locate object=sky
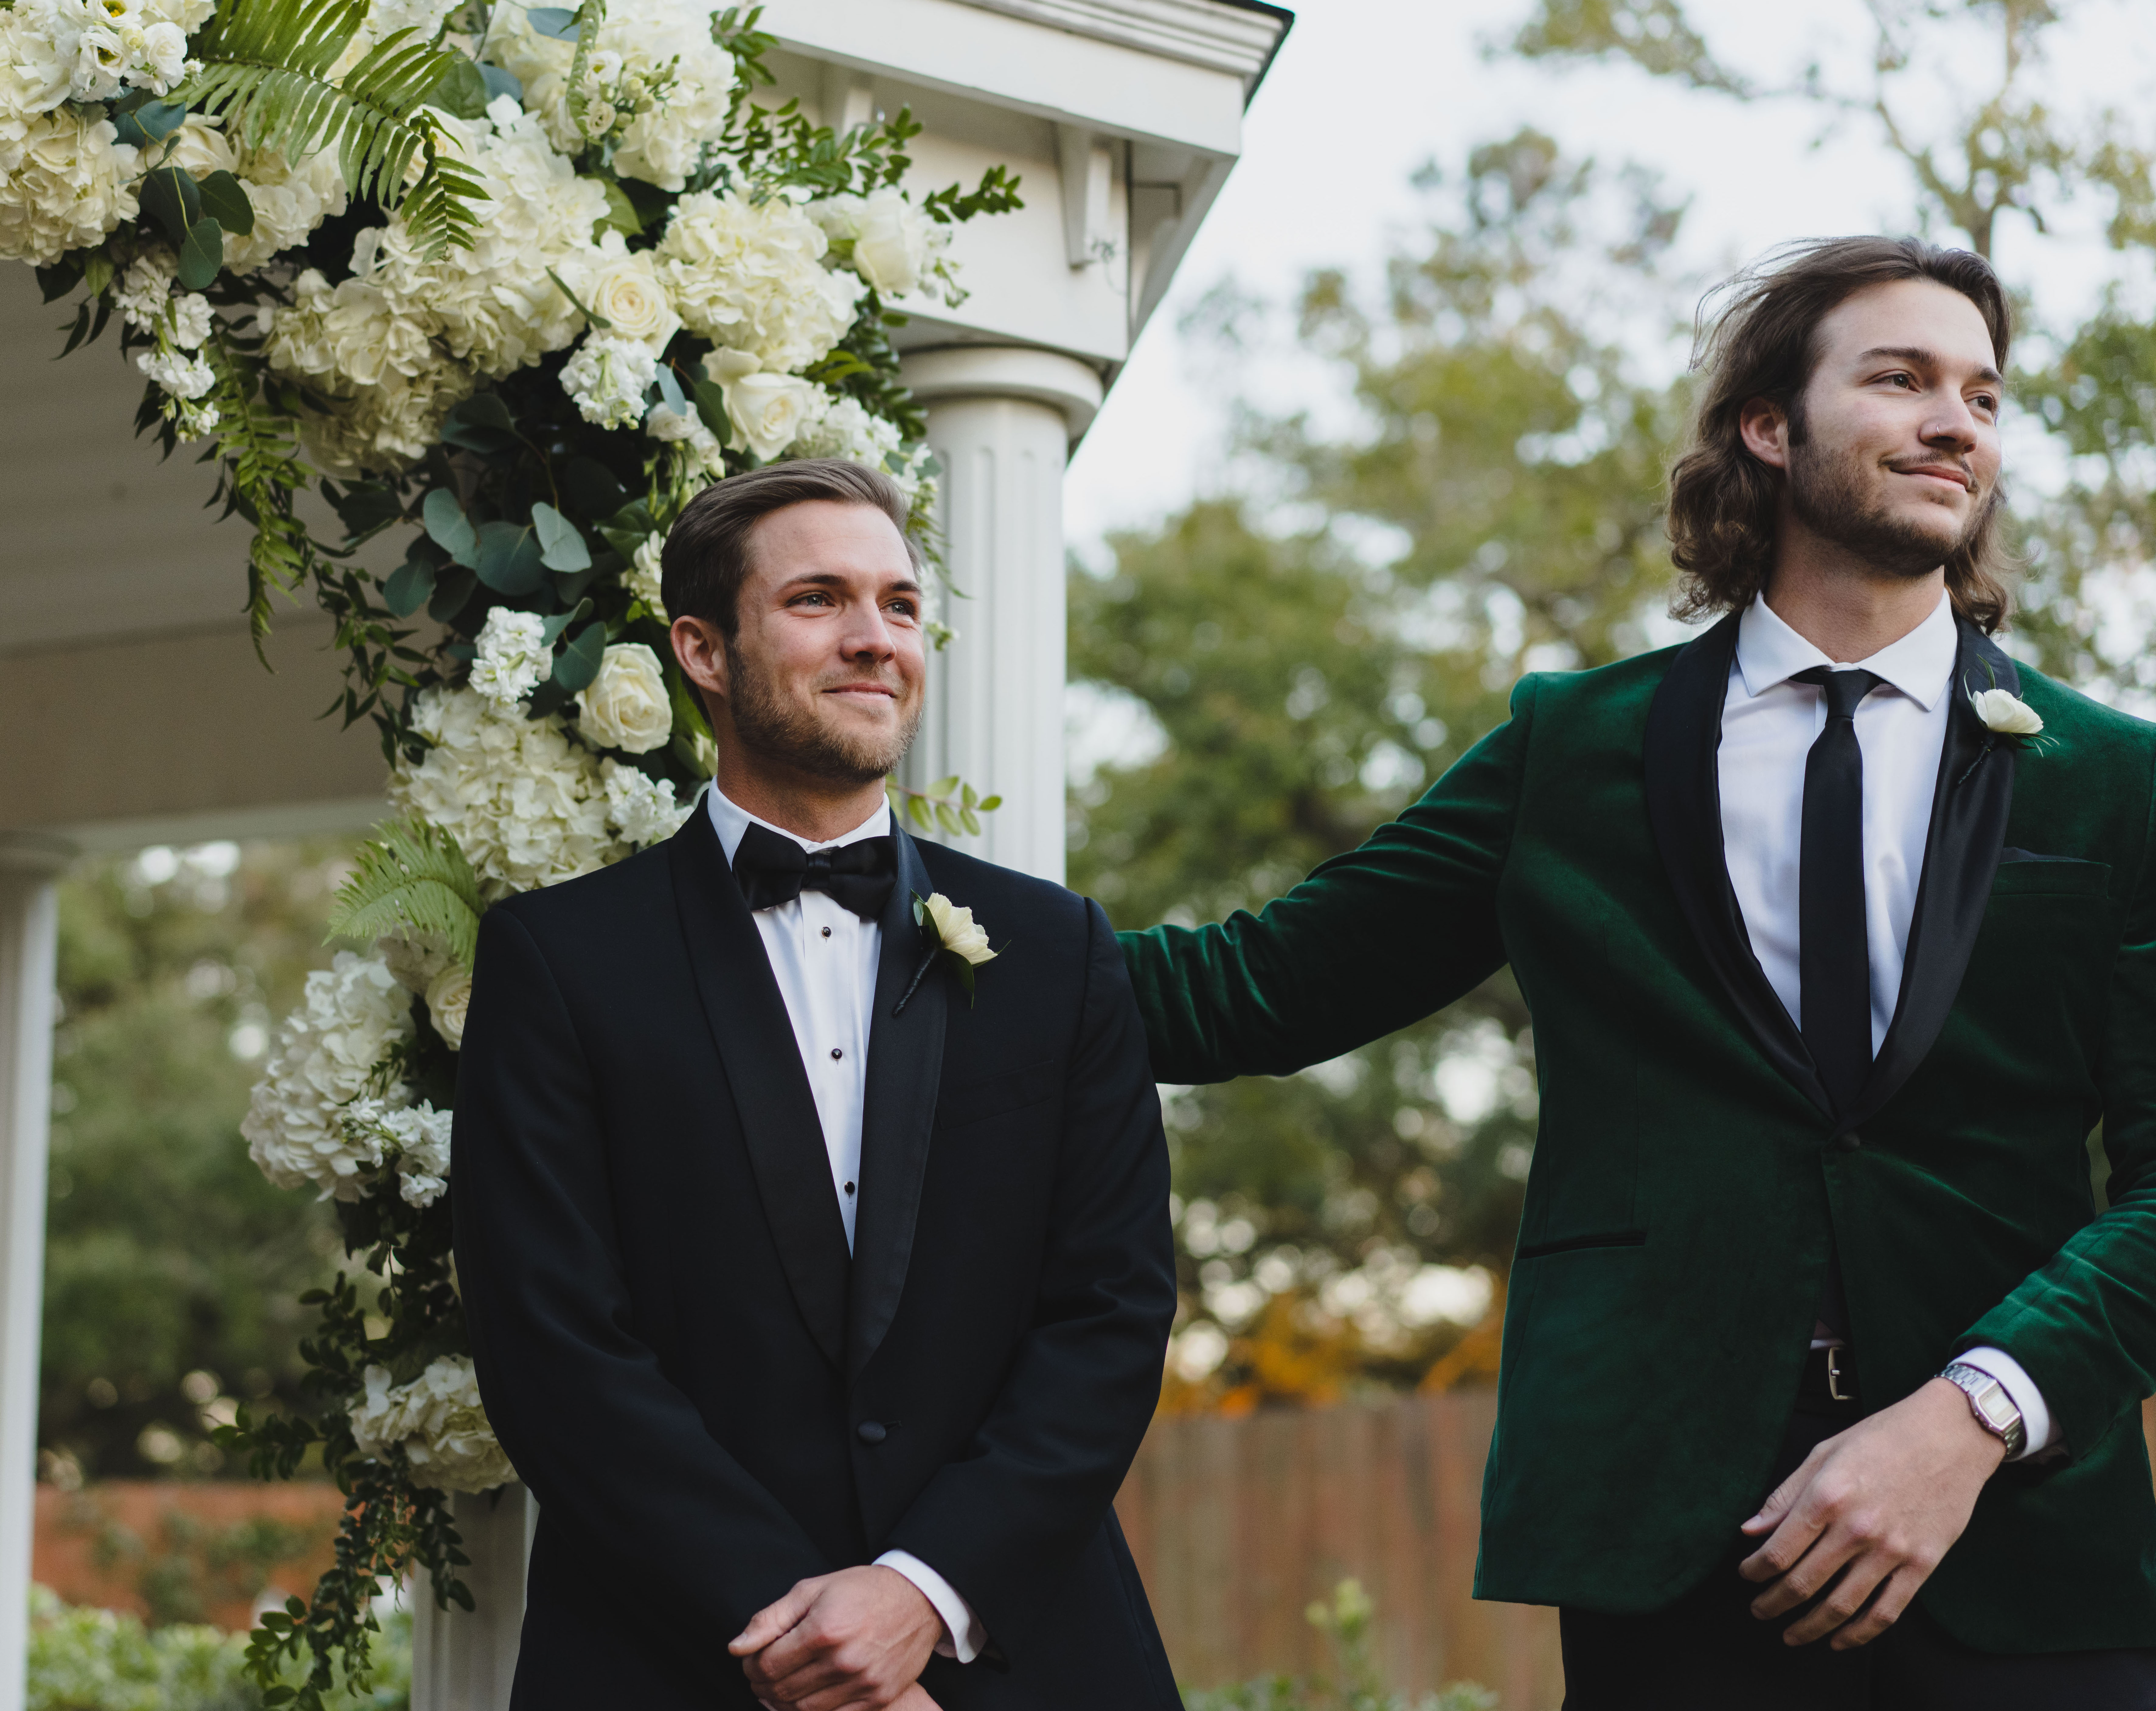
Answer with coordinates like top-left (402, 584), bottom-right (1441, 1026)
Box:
top-left (1063, 0), bottom-right (2156, 557)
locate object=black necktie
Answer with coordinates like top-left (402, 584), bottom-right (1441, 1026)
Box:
top-left (1791, 666), bottom-right (1886, 1114)
top-left (1792, 666), bottom-right (1883, 1343)
top-left (731, 822), bottom-right (896, 920)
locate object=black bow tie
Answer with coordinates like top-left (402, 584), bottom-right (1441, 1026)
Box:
top-left (732, 821), bottom-right (896, 920)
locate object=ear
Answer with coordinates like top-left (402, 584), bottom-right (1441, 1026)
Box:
top-left (671, 615), bottom-right (730, 703)
top-left (1738, 396), bottom-right (1791, 471)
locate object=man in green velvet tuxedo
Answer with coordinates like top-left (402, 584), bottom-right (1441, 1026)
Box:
top-left (1119, 237), bottom-right (2156, 1707)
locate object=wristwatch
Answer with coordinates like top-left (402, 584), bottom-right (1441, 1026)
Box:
top-left (1939, 1361), bottom-right (2027, 1460)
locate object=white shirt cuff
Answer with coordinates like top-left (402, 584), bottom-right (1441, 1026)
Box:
top-left (1955, 1345), bottom-right (2057, 1460)
top-left (875, 1550), bottom-right (986, 1664)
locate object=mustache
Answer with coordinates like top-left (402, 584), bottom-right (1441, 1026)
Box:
top-left (1887, 457), bottom-right (1976, 491)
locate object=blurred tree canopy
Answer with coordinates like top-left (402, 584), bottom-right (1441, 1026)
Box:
top-left (41, 843), bottom-right (353, 1481)
top-left (1078, 1), bottom-right (2156, 1408)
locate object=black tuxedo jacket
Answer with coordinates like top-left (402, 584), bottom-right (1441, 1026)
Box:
top-left (452, 809), bottom-right (1180, 1708)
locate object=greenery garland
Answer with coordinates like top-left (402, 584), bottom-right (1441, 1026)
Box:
top-left (5, 0), bottom-right (1017, 1702)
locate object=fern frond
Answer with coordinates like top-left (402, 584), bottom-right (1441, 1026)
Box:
top-left (177, 0), bottom-right (481, 254)
top-left (329, 820), bottom-right (484, 968)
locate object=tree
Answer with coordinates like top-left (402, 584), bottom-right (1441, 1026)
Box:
top-left (1071, 134), bottom-right (1693, 1405)
top-left (41, 841), bottom-right (355, 1482)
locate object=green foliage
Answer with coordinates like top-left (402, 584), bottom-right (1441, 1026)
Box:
top-left (178, 0), bottom-right (484, 256)
top-left (1180, 1580), bottom-right (1495, 1711)
top-left (64, 1504), bottom-right (325, 1631)
top-left (41, 842), bottom-right (353, 1482)
top-left (326, 824), bottom-right (483, 971)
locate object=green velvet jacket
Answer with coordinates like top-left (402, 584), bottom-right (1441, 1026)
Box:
top-left (1119, 609), bottom-right (2156, 1651)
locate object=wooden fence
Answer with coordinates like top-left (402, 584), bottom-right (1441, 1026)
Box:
top-left (1115, 1390), bottom-right (1564, 1709)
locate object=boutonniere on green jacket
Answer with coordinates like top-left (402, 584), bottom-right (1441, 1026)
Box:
top-left (895, 892), bottom-right (1000, 1013)
top-left (1967, 679), bottom-right (2048, 751)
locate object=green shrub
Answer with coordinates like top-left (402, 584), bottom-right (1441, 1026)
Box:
top-left (1180, 1579), bottom-right (1498, 1711)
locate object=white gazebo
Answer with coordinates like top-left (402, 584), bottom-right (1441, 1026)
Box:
top-left (0, 2), bottom-right (1288, 1703)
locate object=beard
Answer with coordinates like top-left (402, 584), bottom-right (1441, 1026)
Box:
top-left (723, 638), bottom-right (922, 787)
top-left (1785, 422), bottom-right (1993, 581)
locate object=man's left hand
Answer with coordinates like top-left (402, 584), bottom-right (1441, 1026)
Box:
top-left (1738, 1376), bottom-right (2008, 1649)
top-left (730, 1565), bottom-right (945, 1711)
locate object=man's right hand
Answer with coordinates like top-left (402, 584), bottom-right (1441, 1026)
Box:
top-left (732, 1565), bottom-right (944, 1711)
top-left (755, 1690), bottom-right (940, 1711)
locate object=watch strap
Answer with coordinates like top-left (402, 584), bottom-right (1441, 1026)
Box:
top-left (1940, 1361), bottom-right (2027, 1460)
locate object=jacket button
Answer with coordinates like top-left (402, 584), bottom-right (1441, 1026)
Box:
top-left (857, 1421), bottom-right (887, 1445)
top-left (1833, 1131), bottom-right (1863, 1153)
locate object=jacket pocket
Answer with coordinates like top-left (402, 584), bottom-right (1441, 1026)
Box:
top-left (1516, 1228), bottom-right (1648, 1262)
top-left (1991, 855), bottom-right (2110, 899)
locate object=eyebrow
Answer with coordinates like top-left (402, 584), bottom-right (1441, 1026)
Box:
top-left (1856, 344), bottom-right (2005, 388)
top-left (779, 571), bottom-right (924, 596)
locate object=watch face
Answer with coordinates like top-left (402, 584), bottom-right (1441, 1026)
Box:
top-left (1976, 1384), bottom-right (2018, 1430)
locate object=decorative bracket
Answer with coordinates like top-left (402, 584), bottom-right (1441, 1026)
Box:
top-left (1056, 124), bottom-right (1116, 269)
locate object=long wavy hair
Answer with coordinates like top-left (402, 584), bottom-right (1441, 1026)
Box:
top-left (1666, 236), bottom-right (2016, 633)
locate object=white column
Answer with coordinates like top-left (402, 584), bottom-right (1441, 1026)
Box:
top-left (409, 1485), bottom-right (536, 1711)
top-left (0, 837), bottom-right (69, 1711)
top-left (901, 347), bottom-right (1104, 887)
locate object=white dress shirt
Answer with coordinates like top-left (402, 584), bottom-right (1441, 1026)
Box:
top-left (706, 786), bottom-right (989, 1659)
top-left (1717, 595), bottom-right (2055, 1458)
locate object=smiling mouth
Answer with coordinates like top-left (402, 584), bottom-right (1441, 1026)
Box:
top-left (1892, 463), bottom-right (1974, 492)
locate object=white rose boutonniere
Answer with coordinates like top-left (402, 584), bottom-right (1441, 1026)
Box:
top-left (1967, 672), bottom-right (2048, 752)
top-left (896, 891), bottom-right (999, 1011)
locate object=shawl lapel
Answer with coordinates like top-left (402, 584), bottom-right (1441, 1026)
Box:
top-left (1844, 620), bottom-right (2018, 1128)
top-left (1643, 610), bottom-right (1834, 1118)
top-left (846, 828), bottom-right (948, 1379)
top-left (667, 810), bottom-right (851, 1368)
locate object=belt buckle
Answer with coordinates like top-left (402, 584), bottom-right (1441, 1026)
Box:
top-left (1825, 1346), bottom-right (1852, 1404)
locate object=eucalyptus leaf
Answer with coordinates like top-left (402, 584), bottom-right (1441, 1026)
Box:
top-left (561, 456), bottom-right (627, 518)
top-left (541, 598), bottom-right (594, 646)
top-left (691, 378), bottom-right (732, 441)
top-left (526, 6), bottom-right (579, 37)
top-left (653, 362), bottom-right (687, 415)
top-left (552, 620), bottom-right (608, 691)
top-left (384, 556), bottom-right (437, 617)
top-left (440, 391), bottom-right (519, 453)
top-left (198, 170), bottom-right (256, 235)
top-left (112, 93), bottom-right (187, 149)
top-left (595, 176), bottom-right (641, 236)
top-left (140, 166), bottom-right (202, 245)
top-left (474, 520), bottom-right (548, 594)
top-left (479, 61), bottom-right (525, 103)
top-left (176, 217), bottom-right (224, 290)
top-left (531, 500), bottom-right (591, 571)
top-left (428, 568), bottom-right (477, 624)
top-left (422, 489), bottom-right (478, 567)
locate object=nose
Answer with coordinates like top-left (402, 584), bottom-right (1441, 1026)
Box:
top-left (1922, 395), bottom-right (1981, 456)
top-left (838, 600), bottom-right (899, 664)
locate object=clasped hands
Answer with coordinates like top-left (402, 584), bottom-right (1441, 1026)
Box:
top-left (730, 1565), bottom-right (945, 1711)
top-left (1737, 1376), bottom-right (2009, 1649)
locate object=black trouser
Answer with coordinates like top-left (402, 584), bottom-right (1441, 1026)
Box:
top-left (1560, 1401), bottom-right (2156, 1709)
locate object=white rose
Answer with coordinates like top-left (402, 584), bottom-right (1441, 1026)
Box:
top-left (923, 892), bottom-right (995, 965)
top-left (575, 232), bottom-right (680, 351)
top-left (165, 113), bottom-right (238, 178)
top-left (844, 187), bottom-right (940, 298)
top-left (577, 643), bottom-right (673, 753)
top-left (704, 349), bottom-right (821, 461)
top-left (1969, 687), bottom-right (2043, 737)
top-left (425, 965), bottom-right (473, 1049)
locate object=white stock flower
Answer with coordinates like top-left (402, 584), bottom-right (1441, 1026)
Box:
top-left (601, 758), bottom-right (690, 846)
top-left (390, 686), bottom-right (630, 898)
top-left (0, 105), bottom-right (140, 265)
top-left (566, 228), bottom-right (680, 351)
top-left (560, 333), bottom-right (657, 428)
top-left (113, 250), bottom-right (175, 328)
top-left (810, 187), bottom-right (948, 299)
top-left (242, 952), bottom-right (414, 1201)
top-left (1970, 686), bottom-right (2043, 737)
top-left (704, 349), bottom-right (821, 460)
top-left (137, 347), bottom-right (215, 399)
top-left (657, 189), bottom-right (864, 372)
top-left (923, 893), bottom-right (995, 965)
top-left (0, 0), bottom-right (207, 105)
top-left (342, 1095), bottom-right (454, 1204)
top-left (424, 965), bottom-right (472, 1051)
top-left (349, 1357), bottom-right (515, 1493)
top-left (168, 292), bottom-right (213, 348)
top-left (470, 607), bottom-right (551, 708)
top-left (787, 394), bottom-right (934, 504)
top-left (576, 642), bottom-right (672, 752)
top-left (626, 534), bottom-right (666, 616)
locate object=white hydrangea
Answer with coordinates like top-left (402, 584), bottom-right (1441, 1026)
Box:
top-left (264, 268), bottom-right (439, 391)
top-left (345, 1096), bottom-right (455, 1205)
top-left (296, 362), bottom-right (477, 475)
top-left (470, 607), bottom-right (551, 708)
top-left (626, 533), bottom-right (666, 616)
top-left (0, 103), bottom-right (140, 265)
top-left (222, 143), bottom-right (349, 271)
top-left (809, 188), bottom-right (950, 300)
top-left (487, 0), bottom-right (734, 190)
top-left (656, 189), bottom-right (863, 372)
top-left (601, 758), bottom-right (691, 846)
top-left (242, 952), bottom-right (414, 1202)
top-left (377, 927), bottom-right (456, 995)
top-left (560, 333), bottom-right (657, 428)
top-left (390, 686), bottom-right (630, 899)
top-left (349, 1357), bottom-right (515, 1494)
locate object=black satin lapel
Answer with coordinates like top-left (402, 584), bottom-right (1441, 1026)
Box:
top-left (1644, 611), bottom-right (1833, 1117)
top-left (846, 827), bottom-right (948, 1378)
top-left (667, 812), bottom-right (851, 1368)
top-left (1848, 623), bottom-right (2018, 1126)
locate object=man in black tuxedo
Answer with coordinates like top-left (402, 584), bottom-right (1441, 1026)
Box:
top-left (452, 459), bottom-right (1180, 1710)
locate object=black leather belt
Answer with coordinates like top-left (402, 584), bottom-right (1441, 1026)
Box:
top-left (1800, 1343), bottom-right (1859, 1406)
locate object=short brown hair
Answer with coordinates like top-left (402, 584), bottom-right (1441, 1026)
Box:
top-left (660, 458), bottom-right (922, 636)
top-left (1666, 236), bottom-right (2016, 633)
